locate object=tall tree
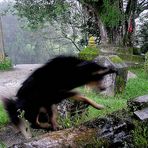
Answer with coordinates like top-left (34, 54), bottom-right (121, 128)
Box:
top-left (81, 0), bottom-right (148, 46)
top-left (13, 0), bottom-right (148, 47)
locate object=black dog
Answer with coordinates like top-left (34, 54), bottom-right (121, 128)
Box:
top-left (3, 55), bottom-right (116, 138)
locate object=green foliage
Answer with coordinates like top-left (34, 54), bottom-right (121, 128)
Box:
top-left (144, 52), bottom-right (148, 77)
top-left (118, 53), bottom-right (145, 63)
top-left (123, 68), bottom-right (148, 99)
top-left (79, 46), bottom-right (99, 61)
top-left (58, 112), bottom-right (87, 129)
top-left (109, 55), bottom-right (123, 63)
top-left (0, 58), bottom-right (12, 70)
top-left (132, 121), bottom-right (148, 147)
top-left (14, 0), bottom-right (70, 29)
top-left (0, 101), bottom-right (9, 128)
top-left (100, 0), bottom-right (123, 28)
top-left (0, 142), bottom-right (6, 148)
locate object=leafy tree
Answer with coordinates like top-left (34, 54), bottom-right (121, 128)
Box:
top-left (81, 0), bottom-right (148, 46)
top-left (10, 0), bottom-right (148, 47)
top-left (14, 0), bottom-right (86, 51)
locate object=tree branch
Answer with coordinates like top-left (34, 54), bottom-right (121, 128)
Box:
top-left (62, 31), bottom-right (81, 51)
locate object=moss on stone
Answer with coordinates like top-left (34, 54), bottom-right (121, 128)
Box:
top-left (118, 53), bottom-right (145, 63)
top-left (79, 46), bottom-right (99, 61)
top-left (109, 55), bottom-right (123, 63)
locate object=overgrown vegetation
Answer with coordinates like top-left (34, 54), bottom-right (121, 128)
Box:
top-left (132, 121), bottom-right (148, 147)
top-left (0, 58), bottom-right (12, 70)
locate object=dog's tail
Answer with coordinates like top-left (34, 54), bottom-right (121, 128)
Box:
top-left (2, 97), bottom-right (20, 126)
top-left (2, 97), bottom-right (32, 139)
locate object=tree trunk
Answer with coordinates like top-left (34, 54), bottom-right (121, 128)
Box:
top-left (123, 0), bottom-right (137, 47)
top-left (0, 16), bottom-right (5, 61)
top-left (97, 15), bottom-right (108, 45)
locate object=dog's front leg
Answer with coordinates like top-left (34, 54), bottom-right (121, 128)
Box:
top-left (50, 104), bottom-right (59, 131)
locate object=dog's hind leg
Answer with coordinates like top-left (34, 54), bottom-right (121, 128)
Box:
top-left (36, 107), bottom-right (50, 129)
top-left (70, 93), bottom-right (105, 110)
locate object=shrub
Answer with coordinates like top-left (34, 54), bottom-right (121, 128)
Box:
top-left (0, 58), bottom-right (12, 70)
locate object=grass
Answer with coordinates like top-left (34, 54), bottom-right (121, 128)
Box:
top-left (0, 101), bottom-right (9, 128)
top-left (132, 120), bottom-right (148, 147)
top-left (79, 67), bottom-right (148, 122)
top-left (0, 67), bottom-right (148, 128)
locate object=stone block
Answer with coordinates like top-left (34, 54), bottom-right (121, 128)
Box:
top-left (94, 55), bottom-right (128, 96)
top-left (127, 95), bottom-right (148, 112)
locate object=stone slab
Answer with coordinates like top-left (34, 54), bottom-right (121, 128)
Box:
top-left (134, 95), bottom-right (148, 103)
top-left (134, 108), bottom-right (148, 120)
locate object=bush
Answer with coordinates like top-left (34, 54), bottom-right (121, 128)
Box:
top-left (0, 58), bottom-right (12, 70)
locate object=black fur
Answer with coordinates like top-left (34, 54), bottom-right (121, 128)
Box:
top-left (3, 55), bottom-right (115, 129)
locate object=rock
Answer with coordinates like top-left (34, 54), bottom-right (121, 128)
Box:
top-left (134, 108), bottom-right (148, 120)
top-left (128, 95), bottom-right (148, 121)
top-left (128, 95), bottom-right (148, 112)
top-left (127, 71), bottom-right (137, 80)
top-left (58, 99), bottom-right (89, 120)
top-left (94, 55), bottom-right (128, 96)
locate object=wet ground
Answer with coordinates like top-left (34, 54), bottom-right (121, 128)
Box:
top-left (0, 64), bottom-right (41, 99)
